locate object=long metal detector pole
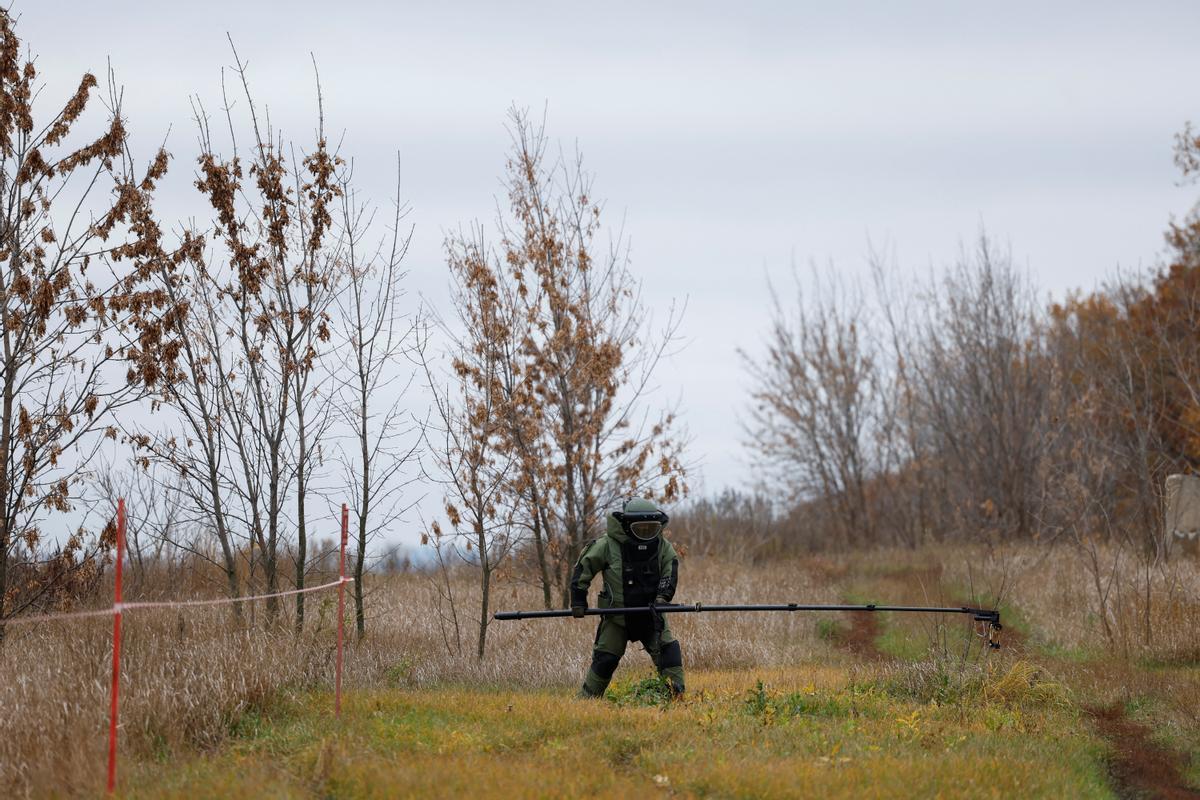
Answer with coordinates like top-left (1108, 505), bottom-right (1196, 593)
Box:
top-left (494, 602), bottom-right (1003, 647)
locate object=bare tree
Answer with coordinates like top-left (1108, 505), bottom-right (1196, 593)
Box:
top-left (743, 267), bottom-right (881, 548)
top-left (94, 462), bottom-right (188, 583)
top-left (742, 236), bottom-right (1052, 549)
top-left (423, 110), bottom-right (689, 653)
top-left (906, 236), bottom-right (1052, 542)
top-left (279, 68), bottom-right (343, 633)
top-left (335, 157), bottom-right (422, 638)
top-left (421, 520), bottom-right (463, 657)
top-left (1048, 275), bottom-right (1182, 648)
top-left (870, 245), bottom-right (932, 548)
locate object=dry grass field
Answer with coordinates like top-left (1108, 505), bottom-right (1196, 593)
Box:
top-left (3, 547), bottom-right (1198, 798)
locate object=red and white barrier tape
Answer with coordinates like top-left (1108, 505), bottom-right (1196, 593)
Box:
top-left (67, 499), bottom-right (357, 794)
top-left (0, 577), bottom-right (355, 627)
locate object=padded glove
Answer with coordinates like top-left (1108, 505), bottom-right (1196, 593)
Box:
top-left (649, 600), bottom-right (666, 636)
top-left (571, 604), bottom-right (586, 618)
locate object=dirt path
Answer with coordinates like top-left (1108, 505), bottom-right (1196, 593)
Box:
top-left (841, 609), bottom-right (885, 660)
top-left (837, 565), bottom-right (942, 661)
top-left (1088, 705), bottom-right (1199, 800)
top-left (836, 564), bottom-right (1020, 660)
top-left (846, 564), bottom-right (1193, 798)
top-left (995, 617), bottom-right (1027, 651)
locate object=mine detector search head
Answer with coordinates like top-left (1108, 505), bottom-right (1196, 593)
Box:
top-left (972, 608), bottom-right (1003, 650)
top-left (495, 601), bottom-right (1004, 649)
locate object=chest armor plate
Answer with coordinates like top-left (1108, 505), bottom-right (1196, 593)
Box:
top-left (620, 537), bottom-right (661, 608)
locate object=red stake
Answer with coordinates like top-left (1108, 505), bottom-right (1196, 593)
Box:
top-left (336, 503), bottom-right (348, 717)
top-left (106, 498), bottom-right (126, 795)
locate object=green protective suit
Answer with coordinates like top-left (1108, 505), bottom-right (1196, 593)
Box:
top-left (570, 507), bottom-right (685, 698)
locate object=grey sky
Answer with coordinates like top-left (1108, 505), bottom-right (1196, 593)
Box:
top-left (21, 1), bottom-right (1200, 519)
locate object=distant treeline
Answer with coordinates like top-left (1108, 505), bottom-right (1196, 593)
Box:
top-left (723, 178), bottom-right (1200, 559)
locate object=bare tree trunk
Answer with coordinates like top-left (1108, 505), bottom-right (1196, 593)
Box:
top-left (476, 515), bottom-right (491, 661)
top-left (355, 409), bottom-right (370, 636)
top-left (530, 503), bottom-right (553, 609)
top-left (294, 408), bottom-right (308, 633)
top-left (207, 457), bottom-right (243, 620)
top-left (333, 156), bottom-right (419, 639)
top-left (264, 421), bottom-right (285, 622)
top-left (0, 376), bottom-right (12, 645)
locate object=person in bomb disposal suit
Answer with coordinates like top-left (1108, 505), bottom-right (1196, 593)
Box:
top-left (570, 497), bottom-right (685, 698)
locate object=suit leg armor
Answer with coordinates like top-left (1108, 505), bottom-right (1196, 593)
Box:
top-left (579, 617), bottom-right (629, 698)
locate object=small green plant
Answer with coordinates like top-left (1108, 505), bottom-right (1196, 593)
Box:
top-left (1123, 695), bottom-right (1155, 716)
top-left (744, 680), bottom-right (773, 715)
top-left (607, 675), bottom-right (676, 707)
top-left (385, 657), bottom-right (416, 688)
top-left (148, 729), bottom-right (171, 764)
top-left (743, 680), bottom-right (780, 726)
top-left (228, 707), bottom-right (269, 739)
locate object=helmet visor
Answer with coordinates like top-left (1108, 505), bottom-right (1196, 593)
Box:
top-left (629, 520), bottom-right (662, 540)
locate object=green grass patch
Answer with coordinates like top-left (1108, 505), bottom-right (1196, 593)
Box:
top-left (873, 659), bottom-right (1071, 709)
top-left (816, 617), bottom-right (844, 642)
top-left (876, 621), bottom-right (931, 661)
top-left (1185, 752), bottom-right (1200, 792)
top-left (1136, 654), bottom-right (1200, 671)
top-left (1034, 640), bottom-right (1102, 662)
top-left (743, 679), bottom-right (892, 723)
top-left (124, 669), bottom-right (1114, 799)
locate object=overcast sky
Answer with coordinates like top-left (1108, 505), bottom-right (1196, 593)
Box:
top-left (19, 1), bottom-right (1200, 531)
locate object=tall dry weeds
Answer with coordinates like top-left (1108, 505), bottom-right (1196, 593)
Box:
top-left (3, 545), bottom-right (1197, 797)
top-left (0, 557), bottom-right (836, 797)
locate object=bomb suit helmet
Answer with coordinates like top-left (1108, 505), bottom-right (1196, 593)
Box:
top-left (611, 497), bottom-right (669, 541)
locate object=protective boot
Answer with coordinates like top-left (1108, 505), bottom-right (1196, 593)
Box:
top-left (654, 639), bottom-right (685, 696)
top-left (659, 666), bottom-right (685, 696)
top-left (577, 671), bottom-right (608, 699)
